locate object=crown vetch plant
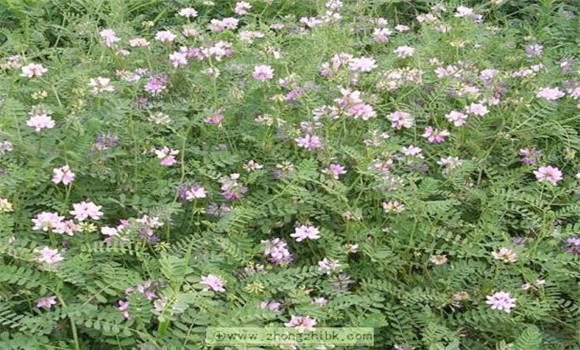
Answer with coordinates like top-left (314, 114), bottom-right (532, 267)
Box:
top-left (0, 1), bottom-right (579, 349)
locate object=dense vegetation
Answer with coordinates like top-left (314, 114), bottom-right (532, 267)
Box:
top-left (0, 0), bottom-right (580, 349)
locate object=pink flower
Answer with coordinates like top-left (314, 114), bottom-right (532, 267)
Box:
top-left (284, 315), bottom-right (316, 331)
top-left (401, 145), bottom-right (423, 157)
top-left (252, 65), bottom-right (274, 81)
top-left (335, 88), bottom-right (362, 107)
top-left (35, 246), bottom-right (64, 265)
top-left (382, 201), bottom-right (405, 213)
top-left (101, 226), bottom-right (119, 238)
top-left (437, 156), bottom-right (462, 173)
top-left (347, 103), bottom-right (376, 120)
top-left (169, 51), bottom-right (188, 67)
top-left (200, 274), bottom-right (226, 292)
top-left (466, 103), bottom-right (489, 117)
top-left (118, 300), bottom-right (130, 319)
top-left (88, 77), bottom-right (115, 95)
top-left (99, 29), bottom-right (120, 47)
top-left (533, 165), bottom-right (563, 185)
top-left (36, 295), bottom-right (57, 309)
top-left (52, 165), bottom-right (75, 185)
top-left (32, 212), bottom-right (65, 232)
top-left (262, 238), bottom-right (293, 265)
top-left (222, 17), bottom-right (239, 29)
top-left (491, 247), bottom-right (517, 263)
top-left (373, 28), bottom-right (391, 43)
top-left (59, 220), bottom-right (80, 236)
top-left (422, 126), bottom-right (450, 143)
top-left (185, 184), bottom-right (207, 200)
top-left (536, 87), bottom-right (565, 101)
top-left (395, 24), bottom-right (410, 32)
top-left (154, 147), bottom-right (179, 166)
top-left (234, 1), bottom-right (252, 15)
top-left (454, 6), bottom-right (474, 17)
top-left (129, 38), bottom-right (150, 47)
top-left (21, 63), bottom-right (47, 78)
top-left (520, 148), bottom-right (541, 165)
top-left (220, 173), bottom-right (248, 200)
top-left (155, 30), bottom-right (176, 43)
top-left (70, 201), bottom-right (103, 221)
top-left (313, 297), bottom-right (328, 306)
top-left (318, 258), bottom-right (341, 274)
top-left (260, 300), bottom-right (282, 311)
top-left (445, 111), bottom-right (468, 126)
top-left (349, 57), bottom-right (377, 72)
top-left (323, 163), bottom-right (347, 179)
top-left (486, 291), bottom-right (516, 313)
top-left (295, 134), bottom-right (323, 150)
top-left (290, 224), bottom-right (321, 242)
top-left (204, 111), bottom-right (224, 125)
top-left (387, 111), bottom-right (414, 129)
top-left (178, 7), bottom-right (198, 18)
top-left (26, 114), bottom-right (55, 132)
top-left (394, 46), bottom-right (415, 58)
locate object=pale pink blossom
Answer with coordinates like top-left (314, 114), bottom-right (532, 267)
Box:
top-left (347, 103), bottom-right (376, 120)
top-left (155, 30), bottom-right (176, 43)
top-left (32, 212), bottom-right (65, 232)
top-left (252, 65), bottom-right (274, 81)
top-left (394, 46), bottom-right (415, 58)
top-left (437, 156), bottom-right (462, 173)
top-left (422, 126), bottom-right (450, 143)
top-left (382, 201), bottom-right (405, 213)
top-left (185, 184), bottom-right (207, 200)
top-left (300, 17), bottom-right (323, 28)
top-left (466, 103), bottom-right (489, 117)
top-left (52, 165), bottom-right (75, 185)
top-left (88, 77), bottom-right (115, 95)
top-left (154, 147), bottom-right (179, 166)
top-left (200, 274), bottom-right (226, 292)
top-left (129, 38), bottom-right (150, 47)
top-left (178, 7), bottom-right (198, 18)
top-left (323, 163), bottom-right (347, 179)
top-left (373, 28), bottom-right (392, 42)
top-left (395, 24), bottom-right (410, 32)
top-left (536, 87), bottom-right (565, 101)
top-left (234, 1), bottom-right (252, 15)
top-left (291, 225), bottom-right (321, 242)
top-left (169, 51), bottom-right (188, 67)
top-left (285, 316), bottom-right (316, 331)
top-left (313, 297), bottom-right (328, 306)
top-left (99, 29), bottom-right (120, 47)
top-left (454, 6), bottom-right (474, 17)
top-left (21, 63), bottom-right (47, 78)
top-left (295, 134), bottom-right (323, 150)
top-left (70, 201), bottom-right (103, 221)
top-left (222, 17), bottom-right (239, 29)
top-left (401, 145), bottom-right (423, 157)
top-left (349, 57), bottom-right (377, 72)
top-left (387, 111), bottom-right (414, 129)
top-left (101, 226), bottom-right (119, 237)
top-left (534, 166), bottom-right (563, 185)
top-left (318, 258), bottom-right (341, 274)
top-left (486, 291), bottom-right (516, 313)
top-left (35, 246), bottom-right (64, 265)
top-left (36, 296), bottom-right (57, 309)
top-left (492, 247), bottom-right (517, 263)
top-left (445, 111), bottom-right (468, 126)
top-left (204, 111), bottom-right (224, 125)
